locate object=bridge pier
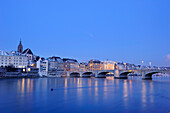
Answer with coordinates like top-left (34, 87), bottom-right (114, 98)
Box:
top-left (66, 71), bottom-right (70, 77)
top-left (141, 71), bottom-right (157, 80)
top-left (114, 69), bottom-right (128, 79)
top-left (80, 72), bottom-right (82, 77)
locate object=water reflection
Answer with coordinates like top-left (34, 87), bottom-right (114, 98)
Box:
top-left (142, 81), bottom-right (147, 106)
top-left (64, 78), bottom-right (68, 100)
top-left (88, 78), bottom-right (91, 87)
top-left (115, 79), bottom-right (119, 85)
top-left (88, 78), bottom-right (92, 96)
top-left (17, 79), bottom-right (21, 93)
top-left (27, 79), bottom-right (30, 93)
top-left (129, 80), bottom-right (132, 94)
top-left (21, 78), bottom-right (25, 94)
top-left (123, 80), bottom-right (128, 107)
top-left (0, 77), bottom-right (170, 113)
top-left (104, 79), bottom-right (108, 100)
top-left (94, 80), bottom-right (98, 103)
top-left (150, 81), bottom-right (154, 103)
top-left (17, 78), bottom-right (35, 96)
top-left (65, 78), bottom-right (67, 88)
top-left (77, 78), bottom-right (83, 103)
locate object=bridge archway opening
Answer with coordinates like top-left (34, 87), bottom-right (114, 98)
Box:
top-left (82, 72), bottom-right (93, 77)
top-left (144, 71), bottom-right (159, 80)
top-left (97, 72), bottom-right (110, 78)
top-left (106, 72), bottom-right (114, 76)
top-left (119, 71), bottom-right (133, 79)
top-left (70, 72), bottom-right (80, 77)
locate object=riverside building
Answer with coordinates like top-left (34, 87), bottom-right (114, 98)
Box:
top-left (0, 50), bottom-right (28, 68)
top-left (36, 57), bottom-right (49, 76)
top-left (86, 59), bottom-right (102, 71)
top-left (48, 56), bottom-right (65, 76)
top-left (102, 61), bottom-right (115, 70)
top-left (63, 58), bottom-right (79, 71)
top-left (79, 62), bottom-right (87, 71)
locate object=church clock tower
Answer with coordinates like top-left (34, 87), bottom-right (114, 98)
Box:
top-left (18, 39), bottom-right (23, 53)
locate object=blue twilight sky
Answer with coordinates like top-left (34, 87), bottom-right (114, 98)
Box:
top-left (0, 0), bottom-right (170, 66)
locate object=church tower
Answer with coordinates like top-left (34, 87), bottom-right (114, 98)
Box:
top-left (18, 39), bottom-right (23, 53)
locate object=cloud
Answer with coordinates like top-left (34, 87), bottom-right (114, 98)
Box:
top-left (165, 54), bottom-right (170, 61)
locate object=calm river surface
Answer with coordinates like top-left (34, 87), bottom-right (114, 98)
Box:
top-left (0, 77), bottom-right (170, 113)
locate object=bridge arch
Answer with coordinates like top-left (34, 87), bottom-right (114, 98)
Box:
top-left (97, 71), bottom-right (110, 78)
top-left (70, 72), bottom-right (80, 77)
top-left (119, 71), bottom-right (133, 79)
top-left (82, 72), bottom-right (93, 77)
top-left (143, 71), bottom-right (159, 80)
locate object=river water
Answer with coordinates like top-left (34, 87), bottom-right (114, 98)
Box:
top-left (0, 77), bottom-right (170, 113)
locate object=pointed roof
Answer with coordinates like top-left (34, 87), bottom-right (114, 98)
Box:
top-left (22, 48), bottom-right (33, 55)
top-left (17, 39), bottom-right (23, 53)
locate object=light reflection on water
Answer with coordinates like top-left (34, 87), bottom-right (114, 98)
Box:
top-left (0, 77), bottom-right (170, 113)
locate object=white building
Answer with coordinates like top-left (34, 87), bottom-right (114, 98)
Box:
top-left (37, 58), bottom-right (49, 76)
top-left (0, 50), bottom-right (28, 68)
top-left (102, 61), bottom-right (115, 70)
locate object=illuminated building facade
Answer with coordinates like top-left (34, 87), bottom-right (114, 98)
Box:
top-left (48, 56), bottom-right (64, 70)
top-left (79, 62), bottom-right (87, 71)
top-left (0, 50), bottom-right (28, 68)
top-left (86, 59), bottom-right (102, 71)
top-left (63, 58), bottom-right (79, 71)
top-left (36, 57), bottom-right (49, 76)
top-left (102, 61), bottom-right (115, 70)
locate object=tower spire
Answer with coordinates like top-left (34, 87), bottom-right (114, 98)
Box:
top-left (18, 38), bottom-right (23, 53)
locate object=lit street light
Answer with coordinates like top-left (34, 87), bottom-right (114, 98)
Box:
top-left (149, 61), bottom-right (151, 69)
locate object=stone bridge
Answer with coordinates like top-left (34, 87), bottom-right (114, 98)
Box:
top-left (66, 70), bottom-right (114, 78)
top-left (66, 69), bottom-right (170, 80)
top-left (138, 69), bottom-right (170, 80)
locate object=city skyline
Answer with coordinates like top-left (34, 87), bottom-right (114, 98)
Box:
top-left (0, 0), bottom-right (170, 66)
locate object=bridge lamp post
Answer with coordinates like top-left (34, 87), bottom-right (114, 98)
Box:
top-left (141, 61), bottom-right (144, 69)
top-left (124, 63), bottom-right (126, 70)
top-left (149, 62), bottom-right (151, 69)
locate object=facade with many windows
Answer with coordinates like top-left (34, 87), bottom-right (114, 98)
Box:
top-left (36, 58), bottom-right (49, 76)
top-left (102, 61), bottom-right (115, 70)
top-left (79, 62), bottom-right (87, 71)
top-left (86, 59), bottom-right (102, 71)
top-left (48, 56), bottom-right (64, 70)
top-left (0, 54), bottom-right (28, 68)
top-left (63, 58), bottom-right (79, 71)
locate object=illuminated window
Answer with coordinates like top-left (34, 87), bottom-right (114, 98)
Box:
top-left (28, 68), bottom-right (31, 71)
